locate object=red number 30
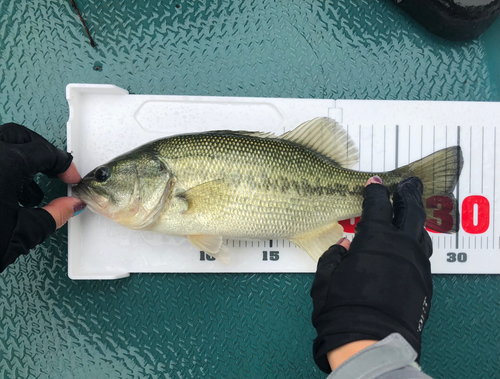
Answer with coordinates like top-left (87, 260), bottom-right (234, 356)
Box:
top-left (340, 195), bottom-right (490, 235)
top-left (424, 195), bottom-right (490, 234)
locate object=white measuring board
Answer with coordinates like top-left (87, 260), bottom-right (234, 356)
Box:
top-left (66, 84), bottom-right (500, 279)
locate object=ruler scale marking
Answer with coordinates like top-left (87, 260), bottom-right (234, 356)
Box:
top-left (383, 125), bottom-right (386, 171)
top-left (408, 125), bottom-right (410, 163)
top-left (395, 125), bottom-right (399, 169)
top-left (433, 125), bottom-right (435, 152)
top-left (446, 125), bottom-right (448, 203)
top-left (493, 128), bottom-right (496, 249)
top-left (371, 125), bottom-right (374, 171)
top-left (469, 126), bottom-right (472, 194)
top-left (420, 125), bottom-right (423, 159)
top-left (456, 125), bottom-right (460, 250)
top-left (347, 124), bottom-right (350, 167)
top-left (433, 125), bottom-right (436, 194)
top-left (482, 126), bottom-right (484, 194)
top-left (360, 125), bottom-right (362, 170)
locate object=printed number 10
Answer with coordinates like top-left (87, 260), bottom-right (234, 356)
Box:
top-left (199, 251), bottom-right (215, 261)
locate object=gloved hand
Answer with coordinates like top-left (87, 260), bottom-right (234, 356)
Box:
top-left (0, 123), bottom-right (84, 273)
top-left (311, 177), bottom-right (433, 373)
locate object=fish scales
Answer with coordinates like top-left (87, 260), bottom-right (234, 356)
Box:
top-left (150, 132), bottom-right (370, 238)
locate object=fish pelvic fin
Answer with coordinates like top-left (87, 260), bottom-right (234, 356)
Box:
top-left (279, 117), bottom-right (359, 169)
top-left (389, 146), bottom-right (464, 233)
top-left (289, 221), bottom-right (344, 262)
top-left (186, 235), bottom-right (231, 264)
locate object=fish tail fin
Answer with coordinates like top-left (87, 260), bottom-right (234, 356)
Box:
top-left (389, 146), bottom-right (464, 233)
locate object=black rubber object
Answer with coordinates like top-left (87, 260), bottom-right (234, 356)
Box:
top-left (392, 0), bottom-right (500, 40)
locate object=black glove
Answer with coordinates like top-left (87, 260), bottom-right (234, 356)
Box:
top-left (0, 123), bottom-right (73, 273)
top-left (311, 177), bottom-right (433, 373)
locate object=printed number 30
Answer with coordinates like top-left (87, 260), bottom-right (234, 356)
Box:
top-left (447, 252), bottom-right (467, 262)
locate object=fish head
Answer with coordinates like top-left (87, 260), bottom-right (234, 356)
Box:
top-left (73, 151), bottom-right (172, 229)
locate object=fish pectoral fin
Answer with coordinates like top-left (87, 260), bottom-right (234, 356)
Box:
top-left (289, 222), bottom-right (344, 262)
top-left (186, 235), bottom-right (231, 264)
top-left (178, 179), bottom-right (226, 214)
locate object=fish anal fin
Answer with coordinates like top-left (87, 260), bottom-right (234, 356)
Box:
top-left (186, 235), bottom-right (231, 264)
top-left (279, 118), bottom-right (359, 169)
top-left (289, 222), bottom-right (344, 262)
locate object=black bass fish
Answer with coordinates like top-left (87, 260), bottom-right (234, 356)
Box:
top-left (73, 118), bottom-right (463, 263)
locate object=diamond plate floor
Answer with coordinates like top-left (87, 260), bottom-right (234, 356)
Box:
top-left (1, 1), bottom-right (499, 378)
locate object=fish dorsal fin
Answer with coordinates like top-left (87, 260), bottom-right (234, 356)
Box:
top-left (206, 130), bottom-right (277, 139)
top-left (279, 117), bottom-right (359, 168)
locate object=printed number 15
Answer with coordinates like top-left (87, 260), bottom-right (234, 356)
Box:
top-left (263, 251), bottom-right (279, 261)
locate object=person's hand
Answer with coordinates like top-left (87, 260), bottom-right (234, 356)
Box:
top-left (0, 123), bottom-right (85, 273)
top-left (311, 176), bottom-right (433, 373)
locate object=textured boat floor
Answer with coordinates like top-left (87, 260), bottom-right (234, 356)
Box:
top-left (0, 1), bottom-right (499, 378)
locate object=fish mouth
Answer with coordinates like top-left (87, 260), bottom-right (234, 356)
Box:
top-left (71, 182), bottom-right (91, 201)
top-left (71, 182), bottom-right (108, 213)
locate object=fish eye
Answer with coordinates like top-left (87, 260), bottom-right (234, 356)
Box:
top-left (94, 166), bottom-right (111, 182)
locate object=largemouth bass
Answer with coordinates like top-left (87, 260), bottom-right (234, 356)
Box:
top-left (73, 118), bottom-right (463, 263)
